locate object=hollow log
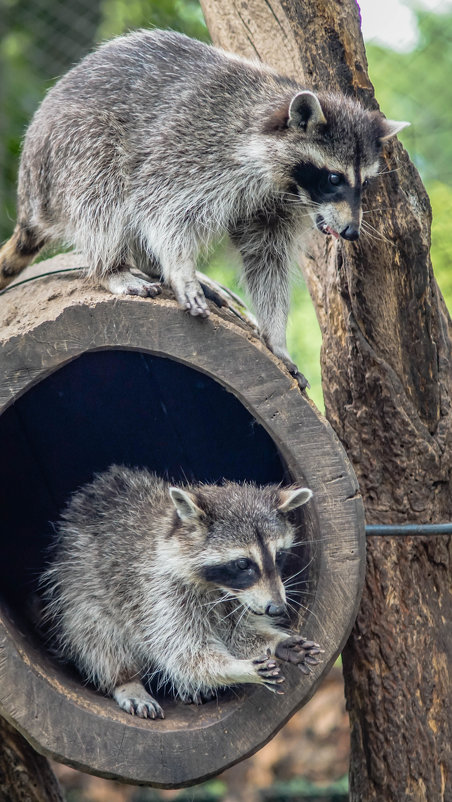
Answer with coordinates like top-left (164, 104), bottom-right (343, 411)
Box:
top-left (0, 254), bottom-right (364, 787)
top-left (199, 0), bottom-right (452, 799)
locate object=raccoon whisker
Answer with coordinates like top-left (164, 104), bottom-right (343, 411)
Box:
top-left (221, 602), bottom-right (244, 622)
top-left (285, 587), bottom-right (315, 595)
top-left (376, 166), bottom-right (403, 176)
top-left (360, 226), bottom-right (384, 244)
top-left (202, 593), bottom-right (233, 611)
top-left (231, 603), bottom-right (249, 634)
top-left (291, 598), bottom-right (328, 637)
top-left (284, 555), bottom-right (315, 584)
top-left (285, 600), bottom-right (301, 618)
top-left (361, 220), bottom-right (392, 245)
top-left (283, 579), bottom-right (311, 590)
top-left (362, 206), bottom-right (396, 215)
top-left (290, 533), bottom-right (331, 547)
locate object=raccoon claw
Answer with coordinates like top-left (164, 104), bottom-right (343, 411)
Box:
top-left (253, 654), bottom-right (285, 690)
top-left (184, 292), bottom-right (210, 318)
top-left (113, 683), bottom-right (165, 719)
top-left (275, 635), bottom-right (324, 672)
top-left (291, 368), bottom-right (310, 391)
top-left (175, 281), bottom-right (210, 317)
top-left (118, 696), bottom-right (164, 719)
top-left (279, 354), bottom-right (310, 391)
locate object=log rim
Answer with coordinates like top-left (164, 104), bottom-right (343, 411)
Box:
top-left (0, 266), bottom-right (365, 786)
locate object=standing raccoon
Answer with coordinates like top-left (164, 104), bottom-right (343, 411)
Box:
top-left (0, 30), bottom-right (408, 384)
top-left (40, 465), bottom-right (321, 719)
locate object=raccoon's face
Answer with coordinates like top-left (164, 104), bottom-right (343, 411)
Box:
top-left (290, 160), bottom-right (376, 242)
top-left (262, 90), bottom-right (409, 241)
top-left (169, 483), bottom-right (312, 618)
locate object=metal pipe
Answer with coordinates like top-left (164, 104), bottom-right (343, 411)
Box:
top-left (365, 523), bottom-right (452, 537)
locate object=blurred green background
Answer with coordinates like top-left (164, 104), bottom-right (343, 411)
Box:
top-left (1, 0), bottom-right (451, 411)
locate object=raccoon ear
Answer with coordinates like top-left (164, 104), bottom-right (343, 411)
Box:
top-left (379, 118), bottom-right (410, 141)
top-left (169, 488), bottom-right (204, 521)
top-left (288, 91), bottom-right (327, 132)
top-left (277, 486), bottom-right (313, 513)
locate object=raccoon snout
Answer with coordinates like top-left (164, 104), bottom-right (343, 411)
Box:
top-left (265, 602), bottom-right (286, 617)
top-left (340, 224), bottom-right (360, 241)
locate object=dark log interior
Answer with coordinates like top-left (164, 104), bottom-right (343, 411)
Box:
top-left (0, 347), bottom-right (312, 627)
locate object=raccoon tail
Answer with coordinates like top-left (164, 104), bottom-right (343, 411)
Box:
top-left (0, 224), bottom-right (47, 290)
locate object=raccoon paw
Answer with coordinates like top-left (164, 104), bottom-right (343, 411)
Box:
top-left (113, 681), bottom-right (165, 719)
top-left (173, 278), bottom-right (210, 318)
top-left (275, 635), bottom-right (324, 674)
top-left (281, 359), bottom-right (310, 391)
top-left (102, 270), bottom-right (162, 298)
top-left (253, 652), bottom-right (285, 694)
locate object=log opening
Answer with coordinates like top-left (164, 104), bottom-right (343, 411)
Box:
top-left (0, 254), bottom-right (365, 786)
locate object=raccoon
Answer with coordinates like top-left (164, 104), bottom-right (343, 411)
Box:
top-left (40, 465), bottom-right (321, 719)
top-left (0, 30), bottom-right (408, 386)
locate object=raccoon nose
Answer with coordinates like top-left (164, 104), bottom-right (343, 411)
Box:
top-left (340, 224), bottom-right (360, 241)
top-left (265, 602), bottom-right (286, 617)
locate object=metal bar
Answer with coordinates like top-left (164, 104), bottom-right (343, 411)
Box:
top-left (366, 523), bottom-right (452, 536)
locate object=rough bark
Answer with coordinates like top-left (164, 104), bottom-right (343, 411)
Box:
top-left (200, 1), bottom-right (452, 800)
top-left (0, 717), bottom-right (64, 802)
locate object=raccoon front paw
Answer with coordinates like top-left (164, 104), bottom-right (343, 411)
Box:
top-left (263, 341), bottom-right (310, 390)
top-left (173, 279), bottom-right (210, 318)
top-left (113, 681), bottom-right (165, 719)
top-left (281, 358), bottom-right (310, 391)
top-left (253, 652), bottom-right (285, 694)
top-left (275, 635), bottom-right (324, 674)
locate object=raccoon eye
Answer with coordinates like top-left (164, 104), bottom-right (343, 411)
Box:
top-left (362, 178), bottom-right (370, 189)
top-left (328, 173), bottom-right (343, 186)
top-left (236, 558), bottom-right (251, 570)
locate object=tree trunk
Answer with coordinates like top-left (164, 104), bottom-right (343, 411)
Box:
top-left (200, 1), bottom-right (452, 800)
top-left (0, 717), bottom-right (64, 801)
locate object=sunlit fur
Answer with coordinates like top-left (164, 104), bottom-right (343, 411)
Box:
top-left (0, 30), bottom-right (407, 376)
top-left (40, 465), bottom-right (313, 714)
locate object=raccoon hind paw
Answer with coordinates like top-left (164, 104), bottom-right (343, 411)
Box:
top-left (113, 681), bottom-right (165, 719)
top-left (102, 269), bottom-right (162, 298)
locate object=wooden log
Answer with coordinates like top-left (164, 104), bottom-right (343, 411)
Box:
top-left (198, 1), bottom-right (452, 799)
top-left (0, 254), bottom-right (365, 787)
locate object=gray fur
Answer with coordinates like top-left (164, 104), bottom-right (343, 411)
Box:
top-left (40, 465), bottom-right (319, 718)
top-left (0, 29), bottom-right (408, 381)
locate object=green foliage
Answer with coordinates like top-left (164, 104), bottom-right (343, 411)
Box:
top-left (366, 7), bottom-right (452, 313)
top-left (207, 243), bottom-right (324, 410)
top-left (98, 0), bottom-right (208, 41)
top-left (428, 180), bottom-right (452, 302)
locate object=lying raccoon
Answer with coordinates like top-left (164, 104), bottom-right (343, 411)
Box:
top-left (40, 465), bottom-right (322, 718)
top-left (0, 30), bottom-right (408, 387)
